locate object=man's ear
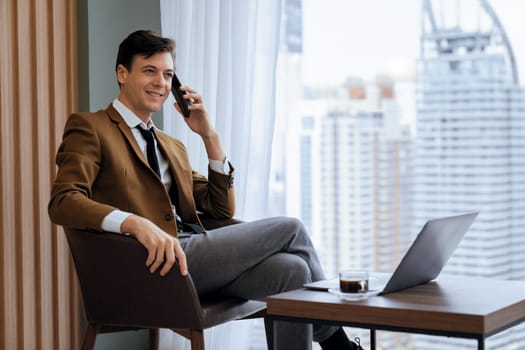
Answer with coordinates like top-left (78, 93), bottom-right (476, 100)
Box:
top-left (116, 64), bottom-right (128, 85)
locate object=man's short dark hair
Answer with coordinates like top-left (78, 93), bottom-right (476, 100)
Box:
top-left (116, 30), bottom-right (175, 72)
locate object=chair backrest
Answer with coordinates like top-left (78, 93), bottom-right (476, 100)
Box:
top-left (64, 228), bottom-right (206, 329)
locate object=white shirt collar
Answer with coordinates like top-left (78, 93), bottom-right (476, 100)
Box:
top-left (112, 98), bottom-right (156, 130)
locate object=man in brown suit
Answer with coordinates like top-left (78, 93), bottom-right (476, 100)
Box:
top-left (48, 30), bottom-right (362, 350)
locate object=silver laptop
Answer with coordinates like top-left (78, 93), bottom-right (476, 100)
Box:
top-left (304, 212), bottom-right (478, 295)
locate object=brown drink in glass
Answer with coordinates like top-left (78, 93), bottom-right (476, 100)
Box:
top-left (339, 270), bottom-right (369, 293)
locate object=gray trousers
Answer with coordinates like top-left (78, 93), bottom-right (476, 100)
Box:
top-left (180, 216), bottom-right (337, 350)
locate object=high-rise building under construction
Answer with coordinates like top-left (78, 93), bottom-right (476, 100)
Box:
top-left (415, 0), bottom-right (525, 348)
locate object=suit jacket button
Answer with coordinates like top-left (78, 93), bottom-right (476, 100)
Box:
top-left (165, 214), bottom-right (172, 221)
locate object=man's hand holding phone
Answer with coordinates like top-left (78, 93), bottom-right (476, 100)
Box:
top-left (171, 75), bottom-right (211, 135)
top-left (171, 73), bottom-right (192, 118)
top-left (171, 75), bottom-right (225, 161)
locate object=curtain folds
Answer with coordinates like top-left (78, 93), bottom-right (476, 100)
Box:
top-left (159, 1), bottom-right (282, 349)
top-left (161, 0), bottom-right (282, 220)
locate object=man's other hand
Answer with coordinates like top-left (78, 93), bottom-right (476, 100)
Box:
top-left (121, 215), bottom-right (188, 276)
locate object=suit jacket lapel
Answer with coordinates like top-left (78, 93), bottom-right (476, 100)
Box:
top-left (105, 105), bottom-right (151, 172)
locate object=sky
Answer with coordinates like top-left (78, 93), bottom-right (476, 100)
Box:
top-left (302, 0), bottom-right (525, 86)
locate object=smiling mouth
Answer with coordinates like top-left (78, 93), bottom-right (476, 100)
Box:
top-left (146, 91), bottom-right (164, 97)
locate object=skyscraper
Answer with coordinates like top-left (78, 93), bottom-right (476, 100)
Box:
top-left (415, 0), bottom-right (525, 348)
top-left (300, 80), bottom-right (412, 276)
top-left (299, 80), bottom-right (413, 349)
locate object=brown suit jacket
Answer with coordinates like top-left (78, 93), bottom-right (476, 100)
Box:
top-left (48, 105), bottom-right (235, 237)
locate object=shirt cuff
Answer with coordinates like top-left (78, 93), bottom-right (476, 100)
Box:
top-left (209, 157), bottom-right (228, 174)
top-left (101, 210), bottom-right (133, 233)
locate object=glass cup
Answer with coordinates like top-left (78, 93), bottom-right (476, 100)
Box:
top-left (339, 270), bottom-right (369, 293)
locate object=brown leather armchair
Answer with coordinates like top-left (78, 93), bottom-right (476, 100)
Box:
top-left (64, 217), bottom-right (266, 350)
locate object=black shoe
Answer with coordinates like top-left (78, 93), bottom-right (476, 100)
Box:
top-left (351, 337), bottom-right (364, 350)
top-left (319, 328), bottom-right (364, 350)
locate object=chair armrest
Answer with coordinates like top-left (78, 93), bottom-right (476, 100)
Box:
top-left (64, 228), bottom-right (205, 329)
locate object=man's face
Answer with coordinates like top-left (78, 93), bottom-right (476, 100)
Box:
top-left (117, 52), bottom-right (174, 122)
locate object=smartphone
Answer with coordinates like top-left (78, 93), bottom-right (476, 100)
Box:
top-left (171, 73), bottom-right (191, 118)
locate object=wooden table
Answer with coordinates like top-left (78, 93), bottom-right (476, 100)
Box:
top-left (266, 275), bottom-right (525, 350)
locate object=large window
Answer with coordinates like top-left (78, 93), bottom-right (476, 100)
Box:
top-left (269, 0), bottom-right (525, 349)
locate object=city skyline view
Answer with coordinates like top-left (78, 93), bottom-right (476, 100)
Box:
top-left (270, 0), bottom-right (525, 348)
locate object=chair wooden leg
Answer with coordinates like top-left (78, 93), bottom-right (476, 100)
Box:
top-left (82, 323), bottom-right (99, 350)
top-left (149, 328), bottom-right (159, 350)
top-left (190, 329), bottom-right (205, 350)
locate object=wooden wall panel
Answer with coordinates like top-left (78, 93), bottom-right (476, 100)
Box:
top-left (0, 0), bottom-right (82, 349)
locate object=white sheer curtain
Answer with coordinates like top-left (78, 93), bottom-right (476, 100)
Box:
top-left (161, 0), bottom-right (282, 220)
top-left (159, 1), bottom-right (282, 349)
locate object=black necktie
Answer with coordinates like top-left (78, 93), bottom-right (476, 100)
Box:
top-left (137, 126), bottom-right (205, 235)
top-left (137, 126), bottom-right (161, 177)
